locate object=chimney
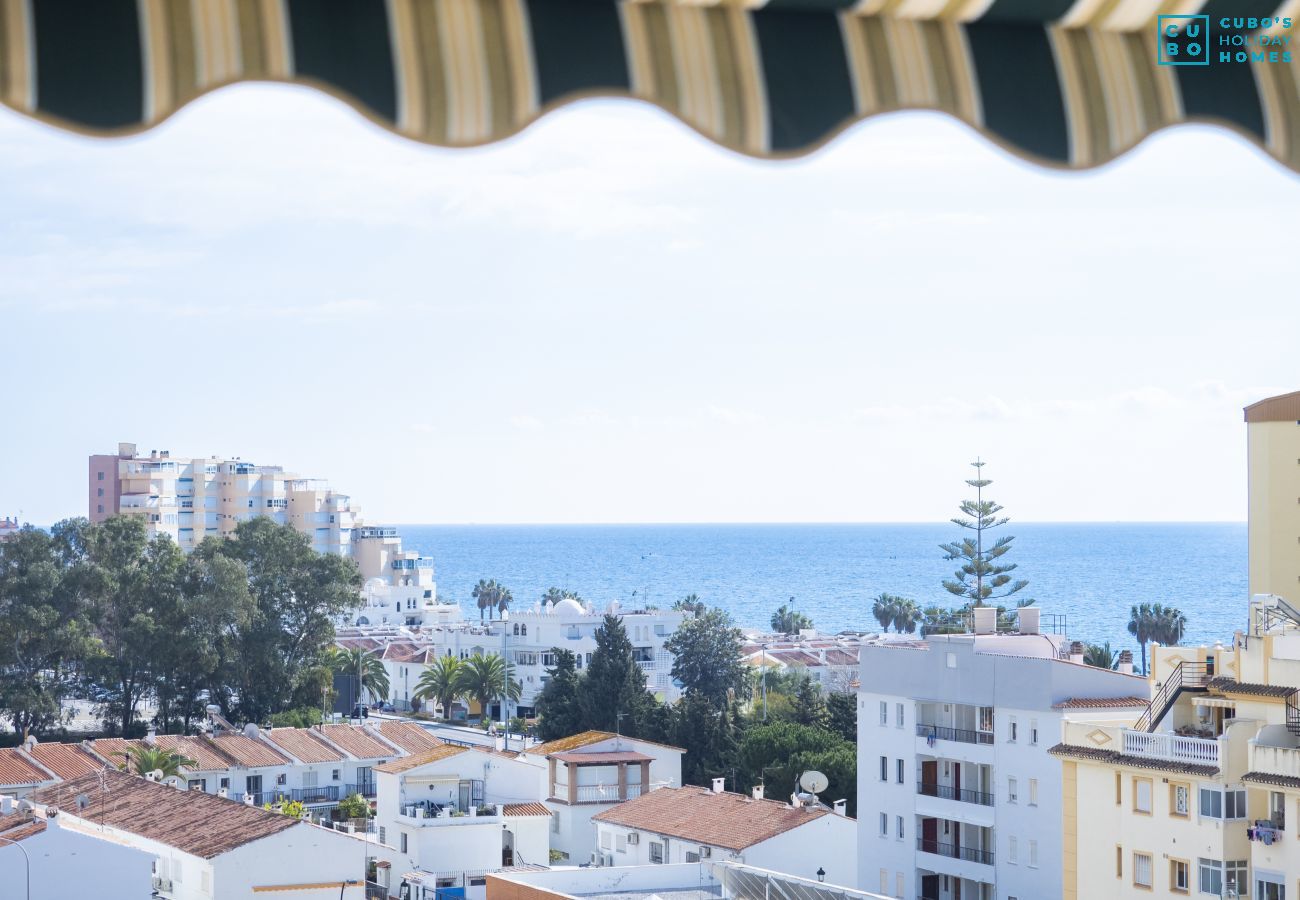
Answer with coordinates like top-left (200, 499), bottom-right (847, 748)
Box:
top-left (1018, 607), bottom-right (1040, 635)
top-left (972, 607), bottom-right (996, 635)
top-left (833, 799), bottom-right (847, 816)
top-left (712, 777), bottom-right (725, 794)
top-left (1118, 650), bottom-right (1134, 675)
top-left (1070, 641), bottom-right (1085, 664)
top-left (752, 785), bottom-right (765, 801)
top-left (0, 797), bottom-right (12, 816)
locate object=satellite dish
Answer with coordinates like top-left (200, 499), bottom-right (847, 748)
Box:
top-left (149, 769), bottom-right (165, 782)
top-left (799, 771), bottom-right (829, 794)
top-left (75, 793), bottom-right (90, 811)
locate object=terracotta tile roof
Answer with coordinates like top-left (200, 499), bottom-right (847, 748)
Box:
top-left (1053, 696), bottom-right (1150, 710)
top-left (374, 745), bottom-right (468, 774)
top-left (551, 750), bottom-right (653, 765)
top-left (1243, 771), bottom-right (1300, 789)
top-left (591, 786), bottom-right (829, 851)
top-left (0, 811), bottom-right (46, 842)
top-left (1207, 678), bottom-right (1297, 699)
top-left (0, 748), bottom-right (55, 787)
top-left (321, 724), bottom-right (398, 760)
top-left (1048, 743), bottom-right (1219, 777)
top-left (503, 803), bottom-right (551, 817)
top-left (152, 735), bottom-right (235, 771)
top-left (25, 743), bottom-right (102, 780)
top-left (376, 721), bottom-right (444, 754)
top-left (206, 733), bottom-right (290, 768)
top-left (382, 643), bottom-right (435, 663)
top-left (88, 738), bottom-right (146, 767)
top-left (263, 728), bottom-right (346, 764)
top-left (32, 769), bottom-right (299, 858)
top-left (530, 730), bottom-right (685, 756)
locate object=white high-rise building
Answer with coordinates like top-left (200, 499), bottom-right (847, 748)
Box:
top-left (856, 608), bottom-right (1150, 900)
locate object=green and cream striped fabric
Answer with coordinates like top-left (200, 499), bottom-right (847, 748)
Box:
top-left (0, 0), bottom-right (1297, 170)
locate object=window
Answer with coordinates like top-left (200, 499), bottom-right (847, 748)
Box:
top-left (1008, 836), bottom-right (1018, 864)
top-left (1116, 846), bottom-right (1123, 879)
top-left (896, 816), bottom-right (903, 840)
top-left (219, 777), bottom-right (229, 790)
top-left (97, 504), bottom-right (104, 514)
top-left (895, 873), bottom-right (903, 899)
top-left (1198, 859), bottom-right (1221, 895)
top-left (896, 759), bottom-right (904, 784)
top-left (276, 773), bottom-right (287, 786)
top-left (1009, 716), bottom-right (1017, 742)
top-left (515, 651), bottom-right (538, 666)
top-left (97, 471), bottom-right (104, 481)
top-left (600, 832), bottom-right (612, 850)
top-left (97, 487), bottom-right (104, 497)
top-left (978, 706), bottom-right (993, 732)
top-left (302, 770), bottom-right (317, 788)
top-left (1170, 859), bottom-right (1189, 893)
top-left (649, 842), bottom-right (665, 864)
top-left (1028, 779), bottom-right (1038, 806)
top-left (1028, 840), bottom-right (1038, 868)
top-left (879, 813), bottom-right (888, 836)
top-left (1200, 787), bottom-right (1221, 818)
top-left (879, 701), bottom-right (888, 725)
top-left (1270, 790), bottom-right (1286, 828)
top-left (896, 703), bottom-right (904, 727)
top-left (1225, 860), bottom-right (1247, 896)
top-left (946, 652), bottom-right (956, 668)
top-left (686, 852), bottom-right (700, 863)
top-left (1008, 777), bottom-right (1018, 803)
top-left (880, 756), bottom-right (888, 782)
top-left (1115, 772), bottom-right (1122, 805)
top-left (378, 826), bottom-right (385, 845)
top-left (1171, 783), bottom-right (1189, 816)
top-left (1030, 719), bottom-right (1038, 745)
top-left (879, 871), bottom-right (888, 894)
top-left (1199, 787), bottom-right (1247, 819)
top-left (400, 832), bottom-right (408, 853)
top-left (1257, 874), bottom-right (1285, 900)
top-left (1133, 852), bottom-right (1152, 888)
top-left (616, 834), bottom-right (627, 853)
top-left (1133, 778), bottom-right (1152, 814)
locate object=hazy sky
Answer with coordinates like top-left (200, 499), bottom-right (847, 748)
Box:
top-left (1, 85), bottom-right (1295, 526)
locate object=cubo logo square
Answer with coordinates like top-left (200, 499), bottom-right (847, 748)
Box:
top-left (1158, 15), bottom-right (1211, 65)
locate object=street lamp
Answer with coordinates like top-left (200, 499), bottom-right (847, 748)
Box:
top-left (0, 835), bottom-right (30, 900)
top-left (816, 868), bottom-right (825, 884)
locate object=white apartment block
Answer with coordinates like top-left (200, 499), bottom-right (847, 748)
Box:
top-left (856, 608), bottom-right (1150, 900)
top-left (338, 598), bottom-right (689, 716)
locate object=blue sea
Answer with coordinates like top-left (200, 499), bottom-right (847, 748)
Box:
top-left (394, 523), bottom-right (1246, 655)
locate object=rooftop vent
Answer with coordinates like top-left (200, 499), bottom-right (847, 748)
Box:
top-left (1118, 650), bottom-right (1134, 675)
top-left (752, 785), bottom-right (764, 801)
top-left (712, 777), bottom-right (725, 794)
top-left (972, 607), bottom-right (996, 635)
top-left (1069, 641), bottom-right (1085, 664)
top-left (1018, 607), bottom-right (1040, 634)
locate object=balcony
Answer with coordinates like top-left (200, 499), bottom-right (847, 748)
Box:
top-left (917, 783), bottom-right (994, 807)
top-left (346, 780), bottom-right (377, 798)
top-left (397, 802), bottom-right (502, 826)
top-left (916, 724), bottom-right (994, 746)
top-left (290, 785), bottom-right (340, 804)
top-left (916, 838), bottom-right (994, 866)
top-left (1121, 729), bottom-right (1219, 766)
top-left (552, 781), bottom-right (666, 804)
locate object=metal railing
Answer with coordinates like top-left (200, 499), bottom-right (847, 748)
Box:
top-left (1121, 729), bottom-right (1219, 766)
top-left (289, 785), bottom-right (339, 804)
top-left (555, 781), bottom-right (665, 804)
top-left (1135, 661), bottom-right (1208, 733)
top-left (915, 723), bottom-right (994, 746)
top-left (346, 781), bottom-right (377, 798)
top-left (916, 782), bottom-right (994, 807)
top-left (365, 883), bottom-right (388, 900)
top-left (916, 838), bottom-right (994, 866)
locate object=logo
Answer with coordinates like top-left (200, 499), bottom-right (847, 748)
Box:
top-left (1158, 15), bottom-right (1209, 66)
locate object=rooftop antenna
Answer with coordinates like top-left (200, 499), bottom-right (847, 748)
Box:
top-left (615, 712), bottom-right (625, 751)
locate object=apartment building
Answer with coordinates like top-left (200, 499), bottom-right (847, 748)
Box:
top-left (1053, 593), bottom-right (1300, 900)
top-left (856, 607), bottom-right (1149, 900)
top-left (337, 598), bottom-right (690, 715)
top-left (742, 631), bottom-right (864, 694)
top-left (1247, 391), bottom-right (1300, 606)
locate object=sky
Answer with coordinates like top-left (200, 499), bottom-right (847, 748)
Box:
top-left (0, 85), bottom-right (1296, 526)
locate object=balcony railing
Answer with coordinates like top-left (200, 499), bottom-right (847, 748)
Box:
top-left (346, 781), bottom-right (377, 798)
top-left (290, 785), bottom-right (339, 804)
top-left (554, 781), bottom-right (666, 804)
top-left (1121, 729), bottom-right (1219, 766)
top-left (366, 883), bottom-right (388, 900)
top-left (917, 782), bottom-right (994, 807)
top-left (916, 723), bottom-right (994, 746)
top-left (916, 838), bottom-right (995, 866)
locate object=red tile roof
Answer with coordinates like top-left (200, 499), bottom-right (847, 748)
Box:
top-left (263, 728), bottom-right (346, 764)
top-left (529, 730), bottom-right (684, 757)
top-left (88, 738), bottom-right (146, 768)
top-left (592, 786), bottom-right (829, 851)
top-left (551, 750), bottom-right (653, 765)
top-left (0, 811), bottom-right (46, 843)
top-left (374, 745), bottom-right (468, 774)
top-left (206, 733), bottom-right (290, 768)
top-left (152, 735), bottom-right (235, 771)
top-left (25, 743), bottom-right (102, 780)
top-left (33, 770), bottom-right (299, 858)
top-left (321, 724), bottom-right (397, 760)
top-left (1053, 696), bottom-right (1150, 710)
top-left (375, 722), bottom-right (443, 754)
top-left (0, 749), bottom-right (55, 787)
top-left (503, 803), bottom-right (551, 817)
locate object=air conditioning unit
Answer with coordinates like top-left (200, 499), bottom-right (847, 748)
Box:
top-left (699, 846), bottom-right (712, 859)
top-left (590, 851), bottom-right (604, 867)
top-left (603, 853), bottom-right (615, 867)
top-left (627, 832), bottom-right (640, 845)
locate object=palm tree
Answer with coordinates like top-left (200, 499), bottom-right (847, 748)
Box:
top-left (543, 587), bottom-right (582, 605)
top-left (672, 594), bottom-right (706, 615)
top-left (1152, 604), bottom-right (1187, 647)
top-left (890, 599), bottom-right (922, 634)
top-left (324, 647), bottom-right (390, 703)
top-left (459, 653), bottom-right (522, 721)
top-left (1128, 603), bottom-right (1155, 675)
top-left (1084, 642), bottom-right (1119, 670)
top-left (118, 745), bottom-right (197, 777)
top-left (771, 603), bottom-right (813, 634)
top-left (872, 593), bottom-right (901, 632)
top-left (495, 585), bottom-right (514, 618)
top-left (472, 579), bottom-right (512, 622)
top-left (413, 655), bottom-right (465, 719)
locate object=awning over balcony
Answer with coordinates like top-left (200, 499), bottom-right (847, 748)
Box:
top-left (2, 0), bottom-right (1298, 172)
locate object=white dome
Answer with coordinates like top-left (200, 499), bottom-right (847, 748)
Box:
top-left (552, 597), bottom-right (585, 616)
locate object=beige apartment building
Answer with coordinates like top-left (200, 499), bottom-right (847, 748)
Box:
top-left (90, 442), bottom-right (362, 567)
top-left (1248, 391), bottom-right (1300, 606)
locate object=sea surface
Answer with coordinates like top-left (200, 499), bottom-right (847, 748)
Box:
top-left (395, 523), bottom-right (1247, 655)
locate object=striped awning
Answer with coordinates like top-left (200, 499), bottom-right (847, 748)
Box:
top-left (1, 0), bottom-right (1298, 171)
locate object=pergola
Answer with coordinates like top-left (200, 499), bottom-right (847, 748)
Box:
top-left (1, 0), bottom-right (1296, 171)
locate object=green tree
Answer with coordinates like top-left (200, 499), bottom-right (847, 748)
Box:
top-left (737, 722), bottom-right (855, 813)
top-left (338, 793), bottom-right (371, 819)
top-left (1084, 642), bottom-right (1119, 670)
top-left (535, 649), bottom-right (584, 741)
top-left (1127, 603), bottom-right (1156, 675)
top-left (665, 607), bottom-right (749, 707)
top-left (770, 603), bottom-right (812, 634)
top-left (673, 693), bottom-right (742, 787)
top-left (412, 655), bottom-right (465, 720)
top-left (471, 579), bottom-right (512, 622)
top-left (889, 598), bottom-right (922, 634)
top-left (542, 588), bottom-right (581, 605)
top-left (0, 524), bottom-right (96, 735)
top-left (193, 518), bottom-right (361, 723)
top-left (671, 594), bottom-right (706, 615)
top-left (939, 460), bottom-right (1029, 605)
top-left (264, 799), bottom-right (306, 818)
top-left (459, 654), bottom-right (521, 720)
top-left (826, 692), bottom-right (856, 744)
top-left (580, 615), bottom-right (657, 736)
top-left (117, 744), bottom-right (197, 777)
top-left (325, 647), bottom-right (390, 705)
top-left (1151, 604), bottom-right (1187, 648)
top-left (793, 677), bottom-right (829, 730)
top-left (872, 594), bottom-right (902, 632)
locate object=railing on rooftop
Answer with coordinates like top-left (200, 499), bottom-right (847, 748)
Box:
top-left (916, 782), bottom-right (994, 807)
top-left (916, 838), bottom-right (994, 866)
top-left (1121, 729), bottom-right (1219, 766)
top-left (553, 781), bottom-right (665, 804)
top-left (915, 723), bottom-right (994, 746)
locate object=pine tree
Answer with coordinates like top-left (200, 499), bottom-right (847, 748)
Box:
top-left (939, 460), bottom-right (1029, 605)
top-left (535, 648), bottom-right (584, 741)
top-left (579, 615), bottom-right (657, 736)
top-left (826, 691), bottom-right (856, 744)
top-left (793, 677), bottom-right (829, 730)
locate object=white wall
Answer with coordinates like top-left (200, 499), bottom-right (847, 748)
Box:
top-left (3, 818), bottom-right (153, 900)
top-left (216, 822), bottom-right (371, 898)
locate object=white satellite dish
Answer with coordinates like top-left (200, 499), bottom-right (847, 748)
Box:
top-left (148, 769), bottom-right (165, 782)
top-left (799, 771), bottom-right (829, 794)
